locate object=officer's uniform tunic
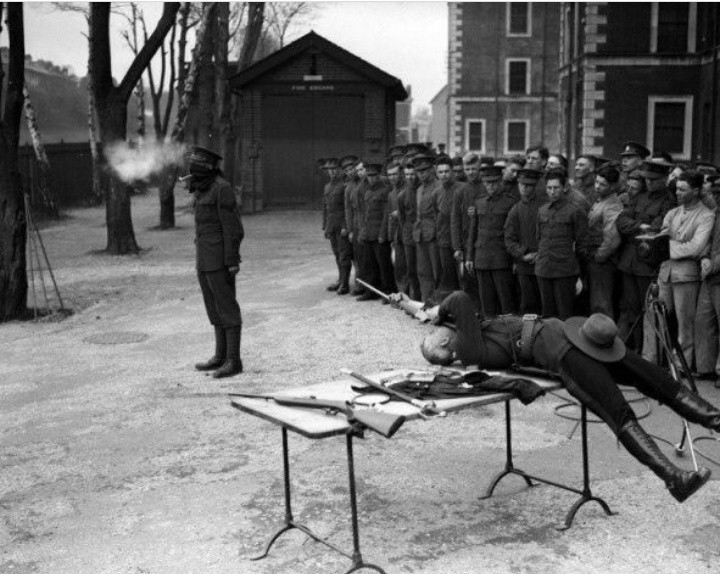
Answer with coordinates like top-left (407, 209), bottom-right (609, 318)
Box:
top-left (194, 176), bottom-right (243, 328)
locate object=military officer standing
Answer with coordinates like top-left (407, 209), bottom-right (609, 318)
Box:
top-left (188, 146), bottom-right (244, 378)
top-left (386, 159), bottom-right (408, 294)
top-left (322, 157), bottom-right (352, 295)
top-left (504, 168), bottom-right (544, 315)
top-left (434, 155), bottom-right (464, 297)
top-left (619, 141), bottom-right (651, 189)
top-left (341, 155), bottom-right (365, 296)
top-left (360, 163), bottom-right (396, 298)
top-left (535, 169), bottom-right (589, 320)
top-left (412, 153), bottom-right (441, 303)
top-left (467, 164), bottom-right (518, 316)
top-left (397, 155), bottom-right (422, 299)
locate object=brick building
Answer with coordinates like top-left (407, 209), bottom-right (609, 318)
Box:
top-left (559, 2), bottom-right (720, 164)
top-left (429, 84), bottom-right (449, 150)
top-left (447, 2), bottom-right (561, 158)
top-left (229, 31), bottom-right (407, 211)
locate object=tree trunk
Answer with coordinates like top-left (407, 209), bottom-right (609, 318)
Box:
top-left (214, 3), bottom-right (234, 181)
top-left (0, 3), bottom-right (28, 321)
top-left (159, 3), bottom-right (211, 229)
top-left (22, 86), bottom-right (59, 216)
top-left (97, 100), bottom-right (140, 254)
top-left (87, 78), bottom-right (104, 205)
top-left (89, 2), bottom-right (179, 253)
top-left (197, 4), bottom-right (216, 148)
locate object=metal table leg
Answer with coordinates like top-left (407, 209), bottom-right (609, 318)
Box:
top-left (252, 427), bottom-right (386, 573)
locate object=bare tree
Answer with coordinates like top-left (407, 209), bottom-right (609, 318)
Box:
top-left (157, 2), bottom-right (213, 229)
top-left (88, 2), bottom-right (180, 254)
top-left (265, 2), bottom-right (316, 48)
top-left (238, 3), bottom-right (265, 69)
top-left (119, 3), bottom-right (147, 139)
top-left (0, 2), bottom-right (28, 320)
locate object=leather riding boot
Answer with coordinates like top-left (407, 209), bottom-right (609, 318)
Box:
top-left (618, 420), bottom-right (711, 503)
top-left (213, 326), bottom-right (243, 378)
top-left (326, 279), bottom-right (341, 292)
top-left (195, 327), bottom-right (226, 371)
top-left (337, 267), bottom-right (351, 295)
top-left (667, 386), bottom-right (720, 432)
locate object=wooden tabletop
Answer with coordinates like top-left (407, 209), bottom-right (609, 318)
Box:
top-left (230, 368), bottom-right (562, 440)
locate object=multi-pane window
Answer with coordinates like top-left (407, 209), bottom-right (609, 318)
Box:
top-left (507, 59), bottom-right (530, 95)
top-left (508, 2), bottom-right (531, 36)
top-left (465, 120), bottom-right (485, 153)
top-left (656, 3), bottom-right (689, 53)
top-left (506, 121), bottom-right (528, 153)
top-left (648, 96), bottom-right (693, 159)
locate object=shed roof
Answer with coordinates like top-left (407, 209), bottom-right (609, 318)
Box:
top-left (229, 30), bottom-right (408, 101)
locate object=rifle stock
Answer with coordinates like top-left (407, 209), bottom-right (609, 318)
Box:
top-left (229, 393), bottom-right (405, 438)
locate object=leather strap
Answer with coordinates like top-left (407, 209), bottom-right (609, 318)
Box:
top-left (518, 314), bottom-right (539, 364)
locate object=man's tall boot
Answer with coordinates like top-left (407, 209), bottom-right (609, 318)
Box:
top-left (195, 327), bottom-right (226, 371)
top-left (666, 386), bottom-right (720, 432)
top-left (213, 326), bottom-right (243, 378)
top-left (618, 420), bottom-right (711, 502)
top-left (337, 266), bottom-right (350, 295)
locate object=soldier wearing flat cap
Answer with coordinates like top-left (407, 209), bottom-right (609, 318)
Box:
top-left (434, 155), bottom-right (465, 298)
top-left (504, 168), bottom-right (544, 315)
top-left (615, 158), bottom-right (674, 350)
top-left (385, 159), bottom-right (409, 295)
top-left (412, 153), bottom-right (441, 303)
top-left (619, 141), bottom-right (651, 189)
top-left (397, 155), bottom-right (422, 299)
top-left (359, 163), bottom-right (396, 298)
top-left (466, 165), bottom-right (518, 316)
top-left (187, 146), bottom-right (244, 378)
top-left (341, 155), bottom-right (368, 296)
top-left (322, 158), bottom-right (352, 295)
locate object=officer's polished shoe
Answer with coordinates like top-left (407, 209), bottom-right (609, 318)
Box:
top-left (213, 327), bottom-right (243, 379)
top-left (326, 280), bottom-right (341, 292)
top-left (195, 327), bottom-right (226, 371)
top-left (667, 468), bottom-right (712, 503)
top-left (618, 420), bottom-right (711, 503)
top-left (337, 285), bottom-right (349, 295)
top-left (356, 292), bottom-right (378, 302)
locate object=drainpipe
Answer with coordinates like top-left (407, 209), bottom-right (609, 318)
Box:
top-left (711, 4), bottom-right (719, 161)
top-left (541, 3), bottom-right (548, 143)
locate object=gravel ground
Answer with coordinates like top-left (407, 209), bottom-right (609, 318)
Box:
top-left (2, 189), bottom-right (720, 574)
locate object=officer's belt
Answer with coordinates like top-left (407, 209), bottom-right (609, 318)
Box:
top-left (516, 314), bottom-right (541, 365)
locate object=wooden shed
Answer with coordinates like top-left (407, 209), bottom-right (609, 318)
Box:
top-left (229, 31), bottom-right (408, 211)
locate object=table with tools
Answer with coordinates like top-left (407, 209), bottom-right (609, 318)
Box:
top-left (230, 367), bottom-right (615, 574)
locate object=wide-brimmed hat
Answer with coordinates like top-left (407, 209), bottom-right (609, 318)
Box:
top-left (563, 314), bottom-right (626, 362)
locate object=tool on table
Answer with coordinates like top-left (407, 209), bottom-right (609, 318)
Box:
top-left (229, 393), bottom-right (405, 438)
top-left (340, 368), bottom-right (447, 419)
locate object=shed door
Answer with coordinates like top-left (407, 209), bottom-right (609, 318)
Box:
top-left (262, 95), bottom-right (363, 207)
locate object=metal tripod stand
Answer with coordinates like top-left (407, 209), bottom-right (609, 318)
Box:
top-left (23, 193), bottom-right (65, 319)
top-left (644, 283), bottom-right (718, 467)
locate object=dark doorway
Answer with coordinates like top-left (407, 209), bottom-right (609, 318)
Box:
top-left (262, 94), bottom-right (364, 207)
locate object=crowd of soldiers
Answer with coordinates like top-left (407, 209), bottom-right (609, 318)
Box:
top-left (319, 141), bottom-right (720, 385)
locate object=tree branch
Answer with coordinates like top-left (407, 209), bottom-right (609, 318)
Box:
top-left (117, 2), bottom-right (180, 104)
top-left (5, 3), bottom-right (25, 147)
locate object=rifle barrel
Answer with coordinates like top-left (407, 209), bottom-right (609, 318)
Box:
top-left (356, 279), bottom-right (390, 300)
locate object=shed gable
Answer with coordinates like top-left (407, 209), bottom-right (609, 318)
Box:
top-left (261, 50), bottom-right (369, 84)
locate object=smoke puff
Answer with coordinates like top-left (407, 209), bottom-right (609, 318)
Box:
top-left (105, 140), bottom-right (187, 183)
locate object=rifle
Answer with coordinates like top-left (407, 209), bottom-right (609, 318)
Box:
top-left (340, 368), bottom-right (447, 419)
top-left (357, 279), bottom-right (430, 322)
top-left (229, 393), bottom-right (406, 438)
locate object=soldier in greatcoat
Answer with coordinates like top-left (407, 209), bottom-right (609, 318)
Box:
top-left (188, 146), bottom-right (244, 378)
top-left (322, 157), bottom-right (352, 295)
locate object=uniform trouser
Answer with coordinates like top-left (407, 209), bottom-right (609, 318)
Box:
top-left (694, 281), bottom-right (720, 375)
top-left (392, 240), bottom-right (409, 295)
top-left (416, 240), bottom-right (440, 303)
top-left (365, 241), bottom-right (397, 294)
top-left (354, 237), bottom-right (379, 289)
top-left (642, 279), bottom-right (700, 367)
top-left (328, 228), bottom-right (353, 285)
top-left (517, 273), bottom-right (542, 315)
top-left (587, 260), bottom-right (616, 318)
top-left (537, 275), bottom-right (576, 320)
top-left (475, 268), bottom-right (517, 317)
top-left (403, 242), bottom-right (421, 300)
top-left (559, 348), bottom-right (680, 435)
top-left (198, 268), bottom-right (242, 328)
top-left (437, 245), bottom-right (460, 294)
top-left (617, 273), bottom-right (654, 351)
